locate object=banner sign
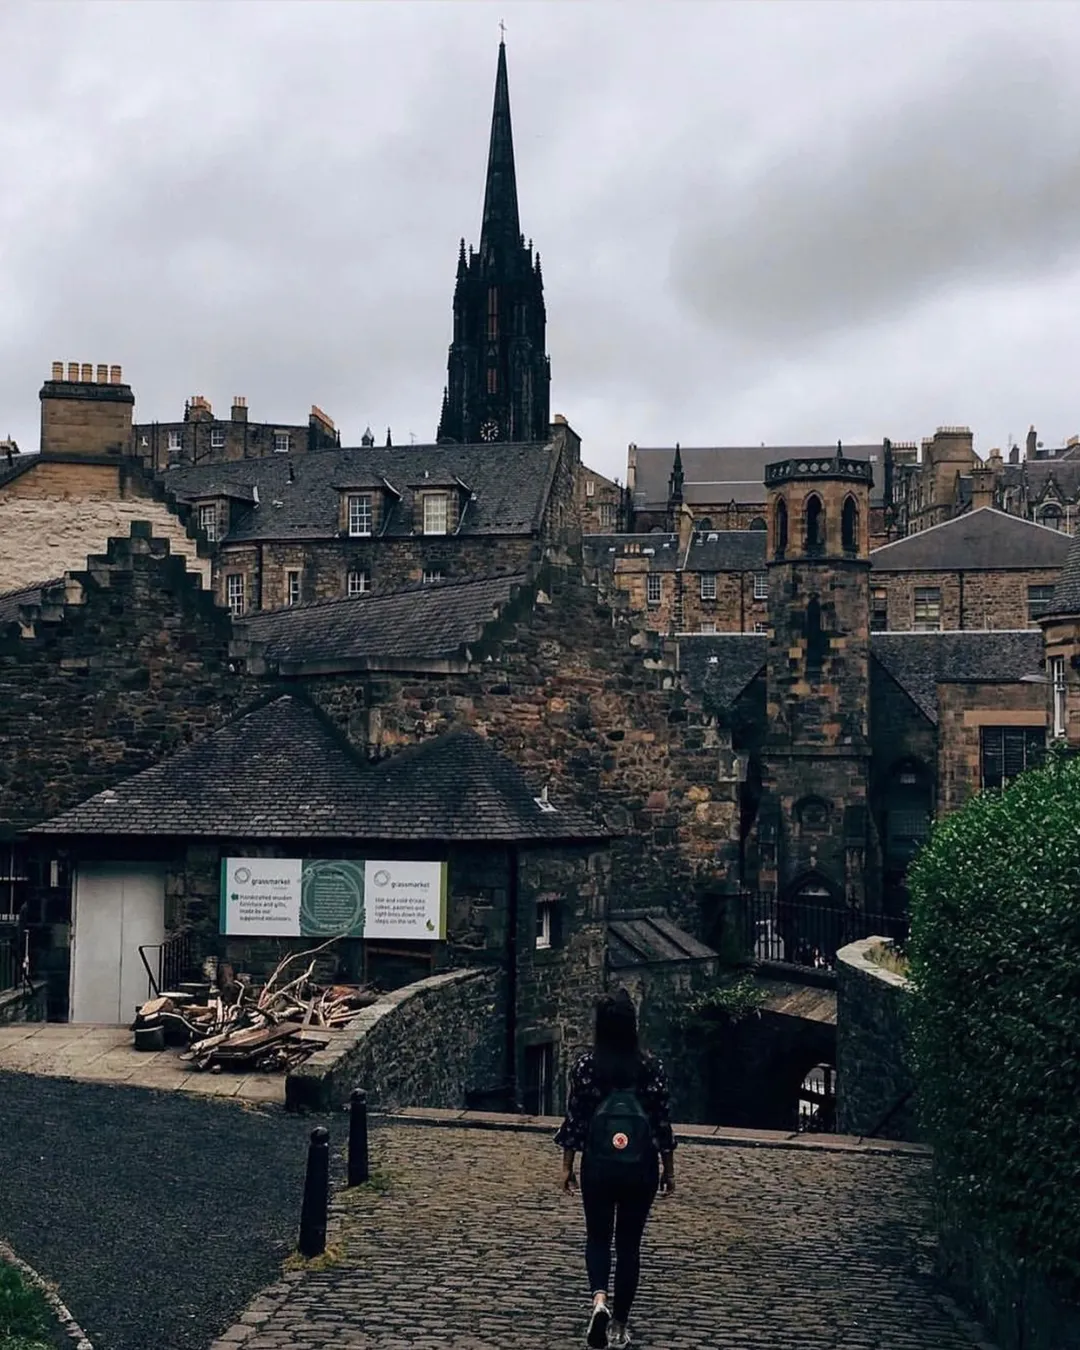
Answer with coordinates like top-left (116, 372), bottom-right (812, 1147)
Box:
top-left (221, 858), bottom-right (447, 940)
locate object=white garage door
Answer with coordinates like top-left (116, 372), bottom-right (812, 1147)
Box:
top-left (70, 864), bottom-right (166, 1024)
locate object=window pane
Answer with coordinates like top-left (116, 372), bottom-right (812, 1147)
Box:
top-left (423, 494), bottom-right (449, 535)
top-left (348, 494), bottom-right (372, 536)
top-left (647, 574), bottom-right (661, 604)
top-left (700, 573), bottom-right (717, 600)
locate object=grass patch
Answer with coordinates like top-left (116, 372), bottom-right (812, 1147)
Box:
top-left (282, 1241), bottom-right (344, 1273)
top-left (866, 941), bottom-right (910, 977)
top-left (338, 1163), bottom-right (396, 1202)
top-left (0, 1259), bottom-right (54, 1350)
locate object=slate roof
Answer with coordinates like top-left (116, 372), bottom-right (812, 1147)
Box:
top-left (239, 573), bottom-right (523, 666)
top-left (583, 531), bottom-right (767, 574)
top-left (632, 444), bottom-right (887, 510)
top-left (871, 508), bottom-right (1071, 572)
top-left (30, 695), bottom-right (610, 842)
top-left (1048, 529), bottom-right (1080, 615)
top-left (161, 440), bottom-right (558, 542)
top-left (870, 631), bottom-right (1044, 723)
top-left (678, 634), bottom-right (768, 711)
top-left (0, 578), bottom-right (63, 629)
top-left (608, 912), bottom-right (718, 969)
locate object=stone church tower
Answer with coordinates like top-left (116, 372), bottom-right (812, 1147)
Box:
top-left (436, 41), bottom-right (550, 446)
top-left (757, 452), bottom-right (877, 946)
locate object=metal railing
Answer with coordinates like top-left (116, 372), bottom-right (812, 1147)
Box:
top-left (0, 936), bottom-right (16, 993)
top-left (734, 893), bottom-right (908, 973)
top-left (138, 930), bottom-right (195, 1000)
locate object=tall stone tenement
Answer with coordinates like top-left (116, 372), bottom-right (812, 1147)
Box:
top-left (39, 361), bottom-right (134, 459)
top-left (759, 451), bottom-right (876, 913)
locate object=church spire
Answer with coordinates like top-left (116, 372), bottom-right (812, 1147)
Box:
top-left (480, 40), bottom-right (521, 256)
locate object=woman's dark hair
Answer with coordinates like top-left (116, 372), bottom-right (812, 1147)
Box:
top-left (593, 988), bottom-right (642, 1087)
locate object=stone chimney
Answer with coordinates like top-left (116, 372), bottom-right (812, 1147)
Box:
top-left (1027, 425), bottom-right (1038, 460)
top-left (231, 396), bottom-right (248, 424)
top-left (971, 466), bottom-right (995, 511)
top-left (39, 360), bottom-right (134, 458)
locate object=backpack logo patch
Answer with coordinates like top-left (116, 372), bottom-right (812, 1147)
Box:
top-left (612, 1132), bottom-right (629, 1151)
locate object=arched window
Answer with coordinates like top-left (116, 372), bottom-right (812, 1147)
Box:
top-left (805, 494), bottom-right (824, 550)
top-left (775, 498), bottom-right (788, 556)
top-left (1040, 503), bottom-right (1064, 531)
top-left (749, 516), bottom-right (767, 532)
top-left (795, 796), bottom-right (830, 832)
top-left (696, 517), bottom-right (713, 532)
top-left (806, 596), bottom-right (825, 675)
top-left (841, 495), bottom-right (858, 553)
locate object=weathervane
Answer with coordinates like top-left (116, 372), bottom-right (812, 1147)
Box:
top-left (499, 18), bottom-right (506, 42)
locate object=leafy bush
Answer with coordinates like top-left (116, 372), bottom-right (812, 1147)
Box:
top-left (907, 749), bottom-right (1080, 1297)
top-left (685, 973), bottom-right (767, 1024)
top-left (0, 1259), bottom-right (53, 1348)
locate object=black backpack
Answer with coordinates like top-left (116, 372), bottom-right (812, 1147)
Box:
top-left (585, 1077), bottom-right (653, 1183)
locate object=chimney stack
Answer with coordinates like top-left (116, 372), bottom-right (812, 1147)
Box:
top-left (231, 396), bottom-right (248, 424)
top-left (40, 359), bottom-right (134, 457)
top-left (1027, 425), bottom-right (1038, 460)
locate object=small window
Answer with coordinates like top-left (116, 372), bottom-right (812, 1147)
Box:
top-left (913, 587), bottom-right (941, 631)
top-left (870, 586), bottom-right (888, 632)
top-left (753, 572), bottom-right (768, 600)
top-left (286, 570), bottom-right (301, 607)
top-left (806, 596), bottom-right (825, 675)
top-left (486, 286), bottom-right (498, 340)
top-left (535, 902), bottom-right (555, 950)
top-left (1028, 584), bottom-right (1055, 623)
top-left (422, 568), bottom-right (444, 585)
top-left (754, 621), bottom-right (768, 634)
top-left (599, 502), bottom-right (616, 528)
top-left (981, 726), bottom-right (1046, 791)
top-left (646, 573), bottom-right (662, 606)
top-left (841, 495), bottom-right (858, 553)
top-left (225, 573), bottom-right (245, 617)
top-left (805, 494), bottom-right (824, 550)
top-left (749, 517), bottom-right (766, 532)
top-left (585, 478), bottom-right (595, 498)
top-left (423, 493), bottom-right (449, 536)
top-left (167, 430), bottom-right (182, 452)
top-left (699, 621), bottom-right (717, 634)
top-left (198, 503), bottom-right (218, 543)
top-left (487, 366), bottom-right (498, 395)
top-left (348, 493), bottom-right (373, 537)
top-left (1051, 656), bottom-right (1067, 738)
top-left (210, 428), bottom-right (225, 450)
top-left (700, 573), bottom-right (717, 601)
top-left (274, 431), bottom-right (290, 454)
top-left (347, 569), bottom-right (369, 598)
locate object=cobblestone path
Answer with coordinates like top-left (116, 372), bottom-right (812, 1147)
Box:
top-left (211, 1123), bottom-right (994, 1350)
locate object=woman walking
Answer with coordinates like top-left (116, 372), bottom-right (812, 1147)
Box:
top-left (555, 989), bottom-right (676, 1348)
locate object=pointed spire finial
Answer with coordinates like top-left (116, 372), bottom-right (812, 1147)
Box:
top-left (386, 426), bottom-right (392, 448)
top-left (480, 36), bottom-right (521, 254)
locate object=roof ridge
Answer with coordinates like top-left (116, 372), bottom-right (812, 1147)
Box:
top-left (247, 571), bottom-right (526, 621)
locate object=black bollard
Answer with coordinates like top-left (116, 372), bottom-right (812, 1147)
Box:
top-left (298, 1126), bottom-right (329, 1258)
top-left (348, 1087), bottom-right (370, 1187)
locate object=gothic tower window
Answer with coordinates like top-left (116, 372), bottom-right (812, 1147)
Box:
top-left (487, 287), bottom-right (498, 339)
top-left (487, 367), bottom-right (498, 395)
top-left (841, 495), bottom-right (858, 553)
top-left (805, 494), bottom-right (824, 551)
top-left (775, 498), bottom-right (788, 557)
top-left (806, 596), bottom-right (825, 675)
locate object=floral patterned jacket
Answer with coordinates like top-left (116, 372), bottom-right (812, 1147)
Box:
top-left (554, 1051), bottom-right (676, 1154)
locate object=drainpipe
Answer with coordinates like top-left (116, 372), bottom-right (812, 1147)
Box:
top-left (255, 544), bottom-right (264, 612)
top-left (506, 845), bottom-right (519, 1111)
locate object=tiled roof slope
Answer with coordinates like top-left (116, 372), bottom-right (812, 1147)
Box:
top-left (678, 634), bottom-right (768, 711)
top-left (632, 444), bottom-right (886, 509)
top-left (608, 912), bottom-right (718, 969)
top-left (30, 695), bottom-right (609, 842)
top-left (1049, 529), bottom-right (1080, 616)
top-left (583, 532), bottom-right (766, 574)
top-left (871, 508), bottom-right (1071, 572)
top-left (239, 573), bottom-right (524, 665)
top-left (161, 440), bottom-right (559, 542)
top-left (0, 578), bottom-right (62, 630)
top-left (870, 631), bottom-right (1043, 723)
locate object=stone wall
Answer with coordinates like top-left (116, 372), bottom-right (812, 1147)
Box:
top-left (0, 980), bottom-right (47, 1024)
top-left (0, 523), bottom-right (247, 835)
top-left (835, 937), bottom-right (918, 1142)
top-left (607, 561), bottom-right (768, 636)
top-left (285, 967), bottom-right (506, 1112)
top-left (0, 459), bottom-right (211, 592)
top-left (871, 567), bottom-right (1060, 632)
top-left (936, 681), bottom-right (1046, 815)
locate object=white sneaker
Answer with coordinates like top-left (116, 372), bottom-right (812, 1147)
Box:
top-left (608, 1321), bottom-right (631, 1347)
top-left (586, 1301), bottom-right (611, 1349)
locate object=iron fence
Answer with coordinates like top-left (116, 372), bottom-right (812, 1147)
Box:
top-left (0, 936), bottom-right (15, 993)
top-left (138, 930), bottom-right (195, 1000)
top-left (734, 893), bottom-right (908, 973)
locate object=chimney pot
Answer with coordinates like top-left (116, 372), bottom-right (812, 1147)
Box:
top-left (110, 365), bottom-right (122, 384)
top-left (96, 363), bottom-right (108, 383)
top-left (67, 362), bottom-right (79, 381)
top-left (80, 363), bottom-right (92, 382)
top-left (51, 361), bottom-right (63, 380)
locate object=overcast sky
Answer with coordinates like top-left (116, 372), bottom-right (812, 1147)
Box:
top-left (3, 1), bottom-right (1080, 482)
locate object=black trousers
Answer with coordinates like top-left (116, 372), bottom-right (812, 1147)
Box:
top-left (580, 1157), bottom-right (659, 1323)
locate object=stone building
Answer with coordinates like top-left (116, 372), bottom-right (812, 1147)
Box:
top-left (133, 394), bottom-right (341, 474)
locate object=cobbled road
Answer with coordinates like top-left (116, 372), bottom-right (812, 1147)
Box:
top-left (216, 1123), bottom-right (996, 1350)
top-left (0, 1070), bottom-right (325, 1350)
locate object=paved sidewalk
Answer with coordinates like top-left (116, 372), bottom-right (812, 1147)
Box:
top-left (210, 1121), bottom-right (995, 1350)
top-left (0, 1023), bottom-right (284, 1103)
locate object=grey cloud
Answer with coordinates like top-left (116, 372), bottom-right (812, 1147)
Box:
top-left (671, 39), bottom-right (1080, 345)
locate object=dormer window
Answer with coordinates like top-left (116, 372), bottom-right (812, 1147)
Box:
top-left (198, 503), bottom-right (219, 542)
top-left (348, 493), bottom-right (373, 537)
top-left (423, 492), bottom-right (450, 535)
top-left (274, 431), bottom-right (290, 454)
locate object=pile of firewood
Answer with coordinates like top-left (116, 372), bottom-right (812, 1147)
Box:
top-left (133, 938), bottom-right (379, 1074)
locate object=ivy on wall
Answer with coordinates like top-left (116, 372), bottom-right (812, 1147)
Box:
top-left (907, 745), bottom-right (1080, 1298)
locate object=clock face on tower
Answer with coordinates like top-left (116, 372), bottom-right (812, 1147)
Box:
top-left (480, 419), bottom-right (500, 442)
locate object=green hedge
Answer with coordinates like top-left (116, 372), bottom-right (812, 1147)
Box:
top-left (907, 749), bottom-right (1080, 1297)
